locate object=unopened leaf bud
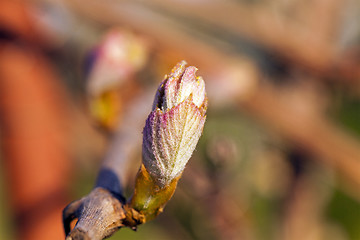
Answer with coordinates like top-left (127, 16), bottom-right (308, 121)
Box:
top-left (143, 60), bottom-right (207, 187)
top-left (129, 61), bottom-right (207, 221)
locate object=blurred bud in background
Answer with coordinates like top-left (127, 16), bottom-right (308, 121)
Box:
top-left (85, 29), bottom-right (149, 131)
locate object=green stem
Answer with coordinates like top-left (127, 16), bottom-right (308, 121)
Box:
top-left (129, 164), bottom-right (179, 222)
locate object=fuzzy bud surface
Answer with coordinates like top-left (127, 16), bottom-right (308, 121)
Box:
top-left (142, 61), bottom-right (207, 187)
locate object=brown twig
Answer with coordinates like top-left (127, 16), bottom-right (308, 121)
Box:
top-left (63, 91), bottom-right (155, 239)
top-left (63, 188), bottom-right (125, 240)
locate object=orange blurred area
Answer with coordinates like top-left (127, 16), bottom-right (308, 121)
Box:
top-left (1, 0), bottom-right (360, 240)
top-left (0, 45), bottom-right (70, 239)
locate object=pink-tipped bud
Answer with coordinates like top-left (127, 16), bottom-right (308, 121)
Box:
top-left (142, 61), bottom-right (207, 187)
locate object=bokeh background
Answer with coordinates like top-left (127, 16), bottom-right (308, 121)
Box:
top-left (1, 0), bottom-right (360, 239)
